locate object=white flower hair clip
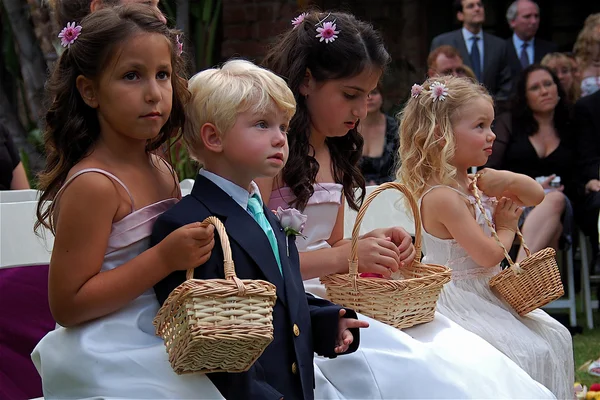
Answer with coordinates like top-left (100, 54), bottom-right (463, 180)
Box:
top-left (411, 84), bottom-right (424, 98)
top-left (58, 22), bottom-right (82, 48)
top-left (291, 12), bottom-right (308, 28)
top-left (430, 81), bottom-right (449, 102)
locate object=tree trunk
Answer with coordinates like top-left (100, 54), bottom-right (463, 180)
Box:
top-left (1, 0), bottom-right (48, 130)
top-left (176, 0), bottom-right (189, 35)
top-left (0, 82), bottom-right (45, 173)
top-left (26, 0), bottom-right (59, 68)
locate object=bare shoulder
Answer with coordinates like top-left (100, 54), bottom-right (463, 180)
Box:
top-left (421, 186), bottom-right (469, 212)
top-left (151, 153), bottom-right (180, 196)
top-left (57, 169), bottom-right (121, 216)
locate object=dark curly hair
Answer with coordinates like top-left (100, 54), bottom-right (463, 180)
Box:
top-left (511, 64), bottom-right (571, 141)
top-left (263, 10), bottom-right (390, 211)
top-left (36, 4), bottom-right (189, 233)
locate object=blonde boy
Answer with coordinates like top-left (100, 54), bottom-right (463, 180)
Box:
top-left (152, 59), bottom-right (365, 400)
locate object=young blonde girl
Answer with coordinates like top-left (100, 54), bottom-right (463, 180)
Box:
top-left (31, 5), bottom-right (221, 398)
top-left (400, 75), bottom-right (574, 398)
top-left (259, 9), bottom-right (555, 399)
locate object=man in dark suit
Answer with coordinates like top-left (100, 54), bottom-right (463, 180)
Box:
top-left (574, 90), bottom-right (600, 272)
top-left (152, 60), bottom-right (365, 400)
top-left (430, 0), bottom-right (512, 101)
top-left (505, 0), bottom-right (557, 91)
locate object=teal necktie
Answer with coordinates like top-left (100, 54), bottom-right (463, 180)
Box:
top-left (247, 195), bottom-right (283, 275)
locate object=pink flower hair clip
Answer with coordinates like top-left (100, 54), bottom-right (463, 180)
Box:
top-left (176, 35), bottom-right (183, 56)
top-left (430, 81), bottom-right (449, 102)
top-left (291, 12), bottom-right (308, 29)
top-left (411, 84), bottom-right (424, 98)
top-left (58, 22), bottom-right (82, 48)
top-left (315, 13), bottom-right (340, 43)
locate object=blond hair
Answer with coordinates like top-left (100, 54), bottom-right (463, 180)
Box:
top-left (398, 76), bottom-right (492, 201)
top-left (541, 52), bottom-right (581, 103)
top-left (183, 59), bottom-right (296, 162)
top-left (573, 13), bottom-right (600, 68)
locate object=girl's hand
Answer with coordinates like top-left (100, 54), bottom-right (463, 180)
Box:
top-left (335, 309), bottom-right (369, 354)
top-left (362, 227), bottom-right (416, 268)
top-left (493, 197), bottom-right (522, 233)
top-left (156, 222), bottom-right (215, 272)
top-left (356, 236), bottom-right (401, 277)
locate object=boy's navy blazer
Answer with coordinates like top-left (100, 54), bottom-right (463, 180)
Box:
top-left (152, 174), bottom-right (359, 400)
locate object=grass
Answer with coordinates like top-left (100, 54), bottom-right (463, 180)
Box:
top-left (571, 305), bottom-right (600, 388)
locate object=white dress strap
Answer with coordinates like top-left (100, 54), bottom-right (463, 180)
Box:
top-left (57, 168), bottom-right (136, 212)
top-left (420, 184), bottom-right (472, 202)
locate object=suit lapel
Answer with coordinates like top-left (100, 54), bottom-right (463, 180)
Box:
top-left (265, 206), bottom-right (300, 319)
top-left (191, 175), bottom-right (286, 305)
top-left (453, 30), bottom-right (471, 69)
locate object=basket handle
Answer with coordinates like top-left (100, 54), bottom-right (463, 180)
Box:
top-left (349, 182), bottom-right (422, 276)
top-left (185, 216), bottom-right (247, 295)
top-left (470, 175), bottom-right (530, 273)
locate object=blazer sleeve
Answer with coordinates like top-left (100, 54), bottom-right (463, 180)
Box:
top-left (430, 34), bottom-right (442, 52)
top-left (306, 294), bottom-right (360, 358)
top-left (574, 99), bottom-right (600, 184)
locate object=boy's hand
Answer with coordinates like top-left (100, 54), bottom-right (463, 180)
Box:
top-left (335, 309), bottom-right (369, 354)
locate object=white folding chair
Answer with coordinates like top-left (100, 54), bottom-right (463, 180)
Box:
top-left (179, 179), bottom-right (195, 197)
top-left (344, 185), bottom-right (416, 239)
top-left (541, 246), bottom-right (577, 327)
top-left (1, 201), bottom-right (53, 269)
top-left (579, 230), bottom-right (599, 329)
top-left (0, 189), bottom-right (40, 203)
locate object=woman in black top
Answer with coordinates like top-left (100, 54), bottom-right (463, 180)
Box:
top-left (358, 86), bottom-right (399, 185)
top-left (0, 124), bottom-right (30, 190)
top-left (495, 65), bottom-right (574, 261)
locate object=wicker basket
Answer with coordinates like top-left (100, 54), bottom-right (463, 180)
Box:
top-left (320, 182), bottom-right (452, 329)
top-left (471, 176), bottom-right (564, 316)
top-left (153, 216), bottom-right (278, 375)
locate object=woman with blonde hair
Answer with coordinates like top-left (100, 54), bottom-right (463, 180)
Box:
top-left (542, 52), bottom-right (581, 104)
top-left (573, 13), bottom-right (600, 97)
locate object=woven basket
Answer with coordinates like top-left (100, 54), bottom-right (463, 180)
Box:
top-left (153, 216), bottom-right (278, 375)
top-left (320, 182), bottom-right (452, 329)
top-left (471, 176), bottom-right (564, 316)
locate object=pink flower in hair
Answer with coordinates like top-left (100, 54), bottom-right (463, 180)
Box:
top-left (430, 82), bottom-right (449, 102)
top-left (292, 12), bottom-right (308, 28)
top-left (58, 22), bottom-right (82, 48)
top-left (411, 84), bottom-right (424, 98)
top-left (316, 21), bottom-right (340, 43)
top-left (176, 35), bottom-right (183, 56)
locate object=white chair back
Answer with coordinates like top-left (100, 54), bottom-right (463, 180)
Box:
top-left (1, 201), bottom-right (54, 269)
top-left (179, 179), bottom-right (195, 197)
top-left (344, 185), bottom-right (416, 238)
top-left (0, 189), bottom-right (40, 203)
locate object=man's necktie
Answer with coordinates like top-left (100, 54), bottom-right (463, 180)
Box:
top-left (470, 36), bottom-right (482, 81)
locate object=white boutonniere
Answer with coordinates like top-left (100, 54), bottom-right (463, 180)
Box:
top-left (276, 207), bottom-right (308, 256)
